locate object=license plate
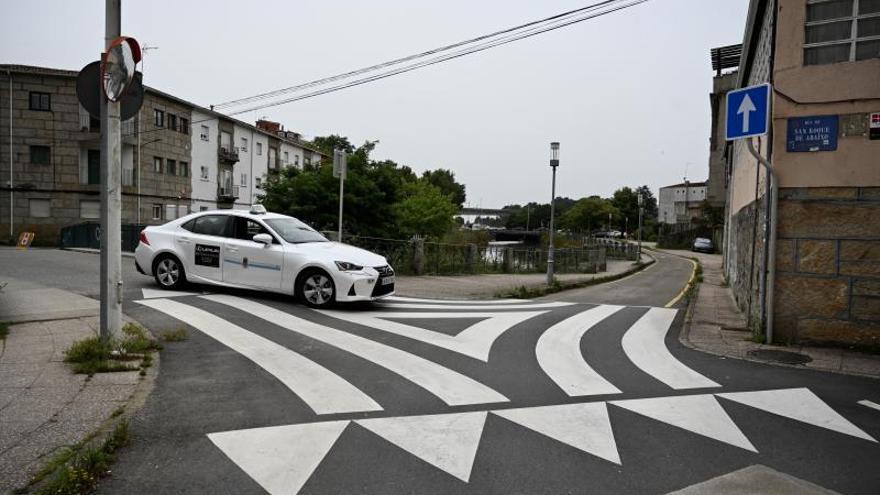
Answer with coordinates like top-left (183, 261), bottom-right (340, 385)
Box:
top-left (381, 276), bottom-right (395, 285)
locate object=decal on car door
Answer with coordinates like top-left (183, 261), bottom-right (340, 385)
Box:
top-left (195, 244), bottom-right (220, 267)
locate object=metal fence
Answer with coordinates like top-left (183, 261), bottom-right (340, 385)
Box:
top-left (59, 222), bottom-right (146, 253)
top-left (345, 235), bottom-right (608, 276)
top-left (586, 238), bottom-right (640, 260)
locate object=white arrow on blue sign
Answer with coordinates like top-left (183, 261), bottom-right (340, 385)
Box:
top-left (725, 83), bottom-right (771, 141)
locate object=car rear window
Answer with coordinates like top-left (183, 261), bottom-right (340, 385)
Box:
top-left (192, 215), bottom-right (229, 237)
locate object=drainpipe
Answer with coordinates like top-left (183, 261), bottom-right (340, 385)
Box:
top-left (8, 69), bottom-right (12, 240)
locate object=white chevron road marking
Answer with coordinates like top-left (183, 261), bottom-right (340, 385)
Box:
top-left (317, 310), bottom-right (546, 361)
top-left (140, 288), bottom-right (199, 299)
top-left (621, 307), bottom-right (721, 389)
top-left (611, 394), bottom-right (757, 452)
top-left (202, 294), bottom-right (509, 407)
top-left (356, 411), bottom-right (488, 482)
top-left (384, 296), bottom-right (528, 304)
top-left (374, 301), bottom-right (574, 311)
top-left (136, 299), bottom-right (382, 415)
top-left (206, 388), bottom-right (871, 495)
top-left (493, 402), bottom-right (620, 464)
top-left (719, 388), bottom-right (877, 442)
top-left (536, 305), bottom-right (625, 396)
top-left (859, 399), bottom-right (880, 413)
top-left (208, 421), bottom-right (349, 495)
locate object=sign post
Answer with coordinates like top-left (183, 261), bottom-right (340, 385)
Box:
top-left (725, 83), bottom-right (776, 345)
top-left (333, 149), bottom-right (347, 242)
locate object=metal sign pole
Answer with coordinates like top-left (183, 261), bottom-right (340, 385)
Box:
top-left (338, 174), bottom-right (344, 242)
top-left (100, 0), bottom-right (123, 341)
top-left (746, 137), bottom-right (777, 345)
top-left (334, 150), bottom-right (347, 242)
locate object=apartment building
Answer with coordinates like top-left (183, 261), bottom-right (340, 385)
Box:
top-left (724, 0), bottom-right (880, 349)
top-left (658, 181), bottom-right (708, 225)
top-left (0, 64), bottom-right (327, 246)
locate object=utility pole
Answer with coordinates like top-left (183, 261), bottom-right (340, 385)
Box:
top-left (100, 0), bottom-right (123, 341)
top-left (546, 142), bottom-right (559, 285)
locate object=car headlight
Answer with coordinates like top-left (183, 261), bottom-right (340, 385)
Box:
top-left (334, 261), bottom-right (364, 272)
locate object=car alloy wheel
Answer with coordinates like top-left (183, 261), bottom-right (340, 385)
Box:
top-left (302, 273), bottom-right (334, 306)
top-left (156, 258), bottom-right (180, 287)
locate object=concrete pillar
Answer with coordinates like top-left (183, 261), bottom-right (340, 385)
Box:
top-left (412, 237), bottom-right (424, 276)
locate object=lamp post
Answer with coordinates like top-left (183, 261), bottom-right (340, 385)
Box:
top-left (546, 142), bottom-right (559, 285)
top-left (637, 192), bottom-right (644, 261)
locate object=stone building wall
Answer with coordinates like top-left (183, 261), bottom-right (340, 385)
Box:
top-left (772, 187), bottom-right (880, 350)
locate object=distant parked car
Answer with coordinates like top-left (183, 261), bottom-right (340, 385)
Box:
top-left (692, 237), bottom-right (715, 253)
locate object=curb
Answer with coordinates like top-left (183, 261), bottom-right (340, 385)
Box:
top-left (661, 250), bottom-right (880, 380)
top-left (17, 315), bottom-right (161, 494)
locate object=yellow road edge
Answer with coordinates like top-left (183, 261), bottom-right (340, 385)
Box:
top-left (665, 257), bottom-right (698, 308)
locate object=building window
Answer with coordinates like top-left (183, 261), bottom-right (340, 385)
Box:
top-left (304, 156), bottom-right (311, 167)
top-left (180, 161), bottom-right (189, 177)
top-left (152, 204), bottom-right (162, 220)
top-left (804, 0), bottom-right (880, 65)
top-left (241, 137), bottom-right (248, 152)
top-left (255, 177), bottom-right (262, 188)
top-left (180, 117), bottom-right (189, 134)
top-left (200, 206), bottom-right (209, 212)
top-left (200, 166), bottom-right (209, 180)
top-left (294, 155), bottom-right (300, 166)
top-left (165, 205), bottom-right (178, 221)
top-left (81, 200), bottom-right (100, 219)
top-left (256, 142), bottom-right (263, 155)
top-left (29, 145), bottom-right (50, 165)
top-left (283, 151), bottom-right (289, 164)
top-left (154, 109), bottom-right (165, 127)
top-left (87, 149), bottom-right (101, 185)
top-left (241, 173), bottom-right (248, 186)
top-left (29, 92), bottom-right (50, 111)
top-left (167, 159), bottom-right (177, 175)
top-left (29, 199), bottom-right (51, 218)
top-left (153, 156), bottom-right (163, 173)
top-left (168, 113), bottom-right (178, 131)
top-left (200, 125), bottom-right (210, 141)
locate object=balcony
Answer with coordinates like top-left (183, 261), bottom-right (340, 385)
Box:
top-left (78, 113), bottom-right (138, 142)
top-left (218, 145), bottom-right (240, 164)
top-left (218, 184), bottom-right (239, 203)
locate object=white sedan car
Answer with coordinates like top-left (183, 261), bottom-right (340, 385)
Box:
top-left (134, 205), bottom-right (395, 307)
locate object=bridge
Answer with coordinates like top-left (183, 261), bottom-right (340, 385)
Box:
top-left (459, 207), bottom-right (508, 216)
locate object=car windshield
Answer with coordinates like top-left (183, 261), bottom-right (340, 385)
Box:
top-left (265, 217), bottom-right (329, 244)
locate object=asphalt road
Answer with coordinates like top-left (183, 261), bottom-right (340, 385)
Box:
top-left (2, 248), bottom-right (879, 494)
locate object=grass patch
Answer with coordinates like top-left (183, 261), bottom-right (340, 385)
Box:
top-left (495, 259), bottom-right (655, 299)
top-left (64, 323), bottom-right (160, 376)
top-left (36, 420), bottom-right (130, 495)
top-left (0, 321), bottom-right (9, 340)
top-left (159, 328), bottom-right (188, 342)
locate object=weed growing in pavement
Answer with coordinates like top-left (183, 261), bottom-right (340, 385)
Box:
top-left (0, 321), bottom-right (9, 340)
top-left (64, 323), bottom-right (160, 375)
top-left (159, 328), bottom-right (189, 342)
top-left (36, 420), bottom-right (130, 495)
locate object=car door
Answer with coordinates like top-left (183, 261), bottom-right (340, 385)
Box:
top-left (178, 214), bottom-right (230, 282)
top-left (222, 216), bottom-right (284, 290)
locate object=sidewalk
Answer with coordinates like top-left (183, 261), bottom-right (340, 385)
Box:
top-left (395, 257), bottom-right (648, 299)
top-left (0, 277), bottom-right (153, 494)
top-left (663, 249), bottom-right (880, 379)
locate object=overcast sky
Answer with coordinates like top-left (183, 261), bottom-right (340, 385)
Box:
top-left (3, 0), bottom-right (749, 208)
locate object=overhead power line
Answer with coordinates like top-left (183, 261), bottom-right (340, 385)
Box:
top-left (214, 0), bottom-right (631, 110)
top-left (215, 0), bottom-right (649, 115)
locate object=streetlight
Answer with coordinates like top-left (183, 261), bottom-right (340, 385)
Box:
top-left (637, 192), bottom-right (644, 261)
top-left (546, 142), bottom-right (559, 285)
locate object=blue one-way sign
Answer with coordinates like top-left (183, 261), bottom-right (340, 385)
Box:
top-left (725, 83), bottom-right (771, 141)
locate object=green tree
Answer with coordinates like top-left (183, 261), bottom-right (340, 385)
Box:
top-left (421, 169), bottom-right (466, 208)
top-left (393, 181), bottom-right (458, 239)
top-left (559, 196), bottom-right (619, 234)
top-left (312, 135), bottom-right (355, 155)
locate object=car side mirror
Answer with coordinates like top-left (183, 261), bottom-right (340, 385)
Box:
top-left (252, 233), bottom-right (273, 246)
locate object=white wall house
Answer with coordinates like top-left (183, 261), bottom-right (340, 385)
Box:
top-left (658, 181), bottom-right (707, 225)
top-left (190, 108), bottom-right (219, 212)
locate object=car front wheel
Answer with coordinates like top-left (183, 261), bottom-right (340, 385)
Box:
top-left (153, 254), bottom-right (186, 290)
top-left (298, 269), bottom-right (336, 308)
